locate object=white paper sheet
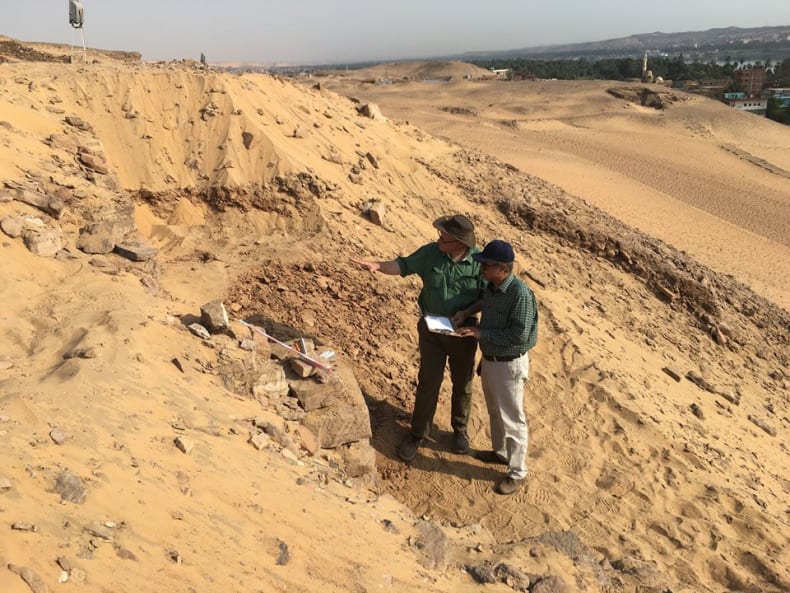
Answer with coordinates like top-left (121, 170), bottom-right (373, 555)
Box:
top-left (424, 314), bottom-right (457, 335)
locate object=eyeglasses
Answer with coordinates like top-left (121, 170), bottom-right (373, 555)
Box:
top-left (480, 262), bottom-right (499, 270)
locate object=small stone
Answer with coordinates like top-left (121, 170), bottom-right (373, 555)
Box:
top-left (23, 228), bottom-right (62, 257)
top-left (276, 541), bottom-right (290, 565)
top-left (8, 564), bottom-right (49, 593)
top-left (748, 414), bottom-right (777, 437)
top-left (49, 428), bottom-right (67, 445)
top-left (114, 242), bottom-right (157, 262)
top-left (200, 300), bottom-right (229, 333)
top-left (174, 436), bottom-right (194, 454)
top-left (661, 366), bottom-right (682, 382)
top-left (56, 556), bottom-right (72, 571)
top-left (365, 200), bottom-right (386, 226)
top-left (63, 347), bottom-right (97, 360)
top-left (70, 567), bottom-right (87, 584)
top-left (84, 523), bottom-right (114, 541)
top-left (249, 432), bottom-right (270, 450)
top-left (281, 448), bottom-right (300, 464)
top-left (188, 323), bottom-right (211, 340)
top-left (116, 547), bottom-right (138, 561)
top-left (1, 216), bottom-right (24, 238)
top-left (289, 357), bottom-right (316, 378)
top-left (467, 563), bottom-right (497, 584)
top-left (382, 519), bottom-right (399, 534)
top-left (0, 476), bottom-right (11, 491)
top-left (531, 575), bottom-right (570, 593)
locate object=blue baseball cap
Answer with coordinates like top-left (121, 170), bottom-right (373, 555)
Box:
top-left (472, 240), bottom-right (514, 264)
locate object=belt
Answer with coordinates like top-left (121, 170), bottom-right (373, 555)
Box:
top-left (482, 352), bottom-right (525, 362)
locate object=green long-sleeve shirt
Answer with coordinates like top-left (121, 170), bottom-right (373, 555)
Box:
top-left (396, 242), bottom-right (484, 317)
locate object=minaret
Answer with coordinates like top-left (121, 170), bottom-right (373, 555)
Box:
top-left (641, 52), bottom-right (654, 83)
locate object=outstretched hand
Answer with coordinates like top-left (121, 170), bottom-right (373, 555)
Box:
top-left (350, 258), bottom-right (379, 272)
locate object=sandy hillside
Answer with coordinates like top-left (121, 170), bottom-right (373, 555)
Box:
top-left (1, 44), bottom-right (788, 593)
top-left (318, 60), bottom-right (494, 82)
top-left (320, 75), bottom-right (790, 310)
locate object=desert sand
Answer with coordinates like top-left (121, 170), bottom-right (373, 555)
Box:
top-left (0, 43), bottom-right (788, 593)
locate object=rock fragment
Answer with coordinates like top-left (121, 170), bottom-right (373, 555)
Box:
top-left (51, 470), bottom-right (86, 504)
top-left (748, 414), bottom-right (776, 436)
top-left (7, 564), bottom-right (49, 593)
top-left (174, 436), bottom-right (195, 454)
top-left (1, 216), bottom-right (24, 238)
top-left (49, 428), bottom-right (67, 445)
top-left (17, 190), bottom-right (65, 218)
top-left (188, 323), bottom-right (211, 340)
top-left (532, 575), bottom-right (570, 593)
top-left (76, 222), bottom-right (118, 254)
top-left (357, 103), bottom-right (386, 121)
top-left (200, 300), bottom-right (229, 333)
top-left (362, 199), bottom-right (385, 226)
top-left (22, 228), bottom-right (62, 257)
top-left (661, 367), bottom-right (681, 382)
top-left (114, 241), bottom-right (157, 262)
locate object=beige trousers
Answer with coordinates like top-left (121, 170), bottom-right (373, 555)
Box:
top-left (480, 353), bottom-right (530, 480)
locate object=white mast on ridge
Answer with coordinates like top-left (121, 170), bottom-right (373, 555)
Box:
top-left (69, 0), bottom-right (87, 62)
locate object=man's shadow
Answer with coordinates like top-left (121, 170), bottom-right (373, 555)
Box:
top-left (362, 390), bottom-right (504, 484)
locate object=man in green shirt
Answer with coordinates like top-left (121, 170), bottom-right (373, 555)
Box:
top-left (352, 214), bottom-right (484, 462)
top-left (456, 240), bottom-right (538, 495)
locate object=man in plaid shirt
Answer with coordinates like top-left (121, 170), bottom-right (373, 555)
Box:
top-left (456, 240), bottom-right (538, 495)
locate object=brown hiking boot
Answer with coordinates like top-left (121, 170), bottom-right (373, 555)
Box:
top-left (452, 430), bottom-right (470, 454)
top-left (495, 476), bottom-right (523, 496)
top-left (398, 435), bottom-right (423, 462)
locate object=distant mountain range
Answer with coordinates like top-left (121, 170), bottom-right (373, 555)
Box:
top-left (456, 26), bottom-right (790, 62)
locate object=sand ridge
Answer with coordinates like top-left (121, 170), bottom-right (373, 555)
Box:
top-left (320, 75), bottom-right (790, 309)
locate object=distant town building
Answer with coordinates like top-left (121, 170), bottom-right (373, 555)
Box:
top-left (489, 68), bottom-right (511, 80)
top-left (733, 67), bottom-right (766, 96)
top-left (765, 88), bottom-right (790, 108)
top-left (724, 96), bottom-right (768, 115)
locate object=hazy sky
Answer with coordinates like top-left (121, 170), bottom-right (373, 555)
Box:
top-left (4, 1), bottom-right (790, 64)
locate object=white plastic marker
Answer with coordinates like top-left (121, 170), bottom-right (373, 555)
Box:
top-left (238, 320), bottom-right (333, 372)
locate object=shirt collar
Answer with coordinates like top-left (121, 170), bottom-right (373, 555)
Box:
top-left (441, 246), bottom-right (474, 263)
top-left (488, 274), bottom-right (515, 293)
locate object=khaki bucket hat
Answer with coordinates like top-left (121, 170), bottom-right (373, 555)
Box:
top-left (433, 214), bottom-right (476, 248)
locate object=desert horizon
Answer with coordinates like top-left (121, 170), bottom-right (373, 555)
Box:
top-left (0, 39), bottom-right (788, 593)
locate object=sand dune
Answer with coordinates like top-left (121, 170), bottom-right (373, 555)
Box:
top-left (320, 76), bottom-right (790, 309)
top-left (1, 46), bottom-right (788, 593)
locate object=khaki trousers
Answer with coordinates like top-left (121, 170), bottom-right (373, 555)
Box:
top-left (480, 353), bottom-right (530, 480)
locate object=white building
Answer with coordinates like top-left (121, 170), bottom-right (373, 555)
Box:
top-left (726, 98), bottom-right (768, 115)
